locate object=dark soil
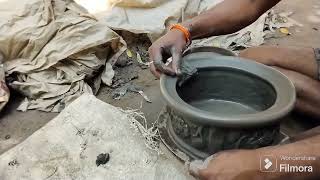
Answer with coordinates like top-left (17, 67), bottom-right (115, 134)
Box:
top-left (96, 153), bottom-right (110, 166)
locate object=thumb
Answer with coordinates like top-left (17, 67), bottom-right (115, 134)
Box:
top-left (171, 47), bottom-right (182, 75)
top-left (188, 160), bottom-right (205, 178)
top-left (188, 155), bottom-right (215, 179)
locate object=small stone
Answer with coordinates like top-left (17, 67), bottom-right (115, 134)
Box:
top-left (313, 27), bottom-right (318, 31)
top-left (8, 159), bottom-right (19, 166)
top-left (279, 27), bottom-right (290, 35)
top-left (5, 135), bottom-right (10, 139)
top-left (96, 153), bottom-right (110, 166)
top-left (92, 130), bottom-right (99, 136)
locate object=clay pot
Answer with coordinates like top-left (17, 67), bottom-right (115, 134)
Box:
top-left (159, 47), bottom-right (296, 159)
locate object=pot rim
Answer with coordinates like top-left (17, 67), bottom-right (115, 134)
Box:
top-left (160, 51), bottom-right (296, 128)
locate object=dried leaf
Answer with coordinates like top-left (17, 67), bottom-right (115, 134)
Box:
top-left (136, 52), bottom-right (145, 64)
top-left (279, 27), bottom-right (290, 35)
top-left (126, 49), bottom-right (133, 58)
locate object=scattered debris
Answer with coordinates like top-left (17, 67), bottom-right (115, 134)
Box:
top-left (138, 91), bottom-right (152, 103)
top-left (112, 85), bottom-right (129, 100)
top-left (112, 67), bottom-right (139, 88)
top-left (192, 11), bottom-right (303, 51)
top-left (112, 83), bottom-right (152, 103)
top-left (102, 32), bottom-right (152, 104)
top-left (268, 11), bottom-right (303, 30)
top-left (123, 108), bottom-right (160, 152)
top-left (91, 130), bottom-right (99, 137)
top-left (126, 84), bottom-right (151, 102)
top-left (76, 129), bottom-right (85, 136)
top-left (80, 140), bottom-right (88, 159)
top-left (71, 123), bottom-right (85, 136)
top-left (101, 63), bottom-right (115, 86)
top-left (8, 159), bottom-right (19, 166)
top-left (5, 135), bottom-right (10, 140)
top-left (136, 52), bottom-right (149, 66)
top-left (96, 153), bottom-right (110, 166)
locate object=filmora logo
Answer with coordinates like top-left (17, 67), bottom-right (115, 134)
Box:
top-left (264, 159), bottom-right (272, 169)
top-left (260, 155), bottom-right (277, 172)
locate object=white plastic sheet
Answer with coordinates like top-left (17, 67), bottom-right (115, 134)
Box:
top-left (0, 94), bottom-right (194, 180)
top-left (104, 0), bottom-right (224, 40)
top-left (109, 0), bottom-right (169, 8)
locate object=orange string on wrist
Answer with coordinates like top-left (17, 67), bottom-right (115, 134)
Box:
top-left (170, 24), bottom-right (191, 45)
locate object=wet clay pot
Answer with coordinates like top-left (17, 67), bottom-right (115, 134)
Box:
top-left (159, 47), bottom-right (296, 159)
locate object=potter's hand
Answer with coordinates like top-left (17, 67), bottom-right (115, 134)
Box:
top-left (189, 150), bottom-right (260, 180)
top-left (148, 28), bottom-right (189, 78)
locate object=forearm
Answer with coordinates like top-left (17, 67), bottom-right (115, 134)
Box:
top-left (182, 0), bottom-right (281, 40)
top-left (290, 126), bottom-right (320, 142)
top-left (257, 135), bottom-right (320, 179)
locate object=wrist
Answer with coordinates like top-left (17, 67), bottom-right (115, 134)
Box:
top-left (181, 21), bottom-right (193, 36)
top-left (170, 24), bottom-right (192, 46)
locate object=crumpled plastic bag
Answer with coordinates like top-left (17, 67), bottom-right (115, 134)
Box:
top-left (0, 0), bottom-right (125, 112)
top-left (105, 0), bottom-right (189, 38)
top-left (102, 0), bottom-right (301, 49)
top-left (0, 52), bottom-right (9, 111)
top-left (109, 0), bottom-right (169, 8)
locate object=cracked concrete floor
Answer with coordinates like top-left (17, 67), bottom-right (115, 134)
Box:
top-left (1, 0), bottom-right (320, 155)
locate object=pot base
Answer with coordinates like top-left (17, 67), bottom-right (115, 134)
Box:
top-left (158, 107), bottom-right (289, 161)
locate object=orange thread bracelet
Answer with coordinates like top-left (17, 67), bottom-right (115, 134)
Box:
top-left (170, 24), bottom-right (191, 45)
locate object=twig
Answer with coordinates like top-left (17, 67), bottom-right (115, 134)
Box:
top-left (45, 167), bottom-right (57, 179)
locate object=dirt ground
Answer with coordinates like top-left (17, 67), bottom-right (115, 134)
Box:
top-left (1, 0), bottom-right (320, 155)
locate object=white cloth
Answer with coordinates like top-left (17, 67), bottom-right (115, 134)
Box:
top-left (104, 0), bottom-right (223, 40)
